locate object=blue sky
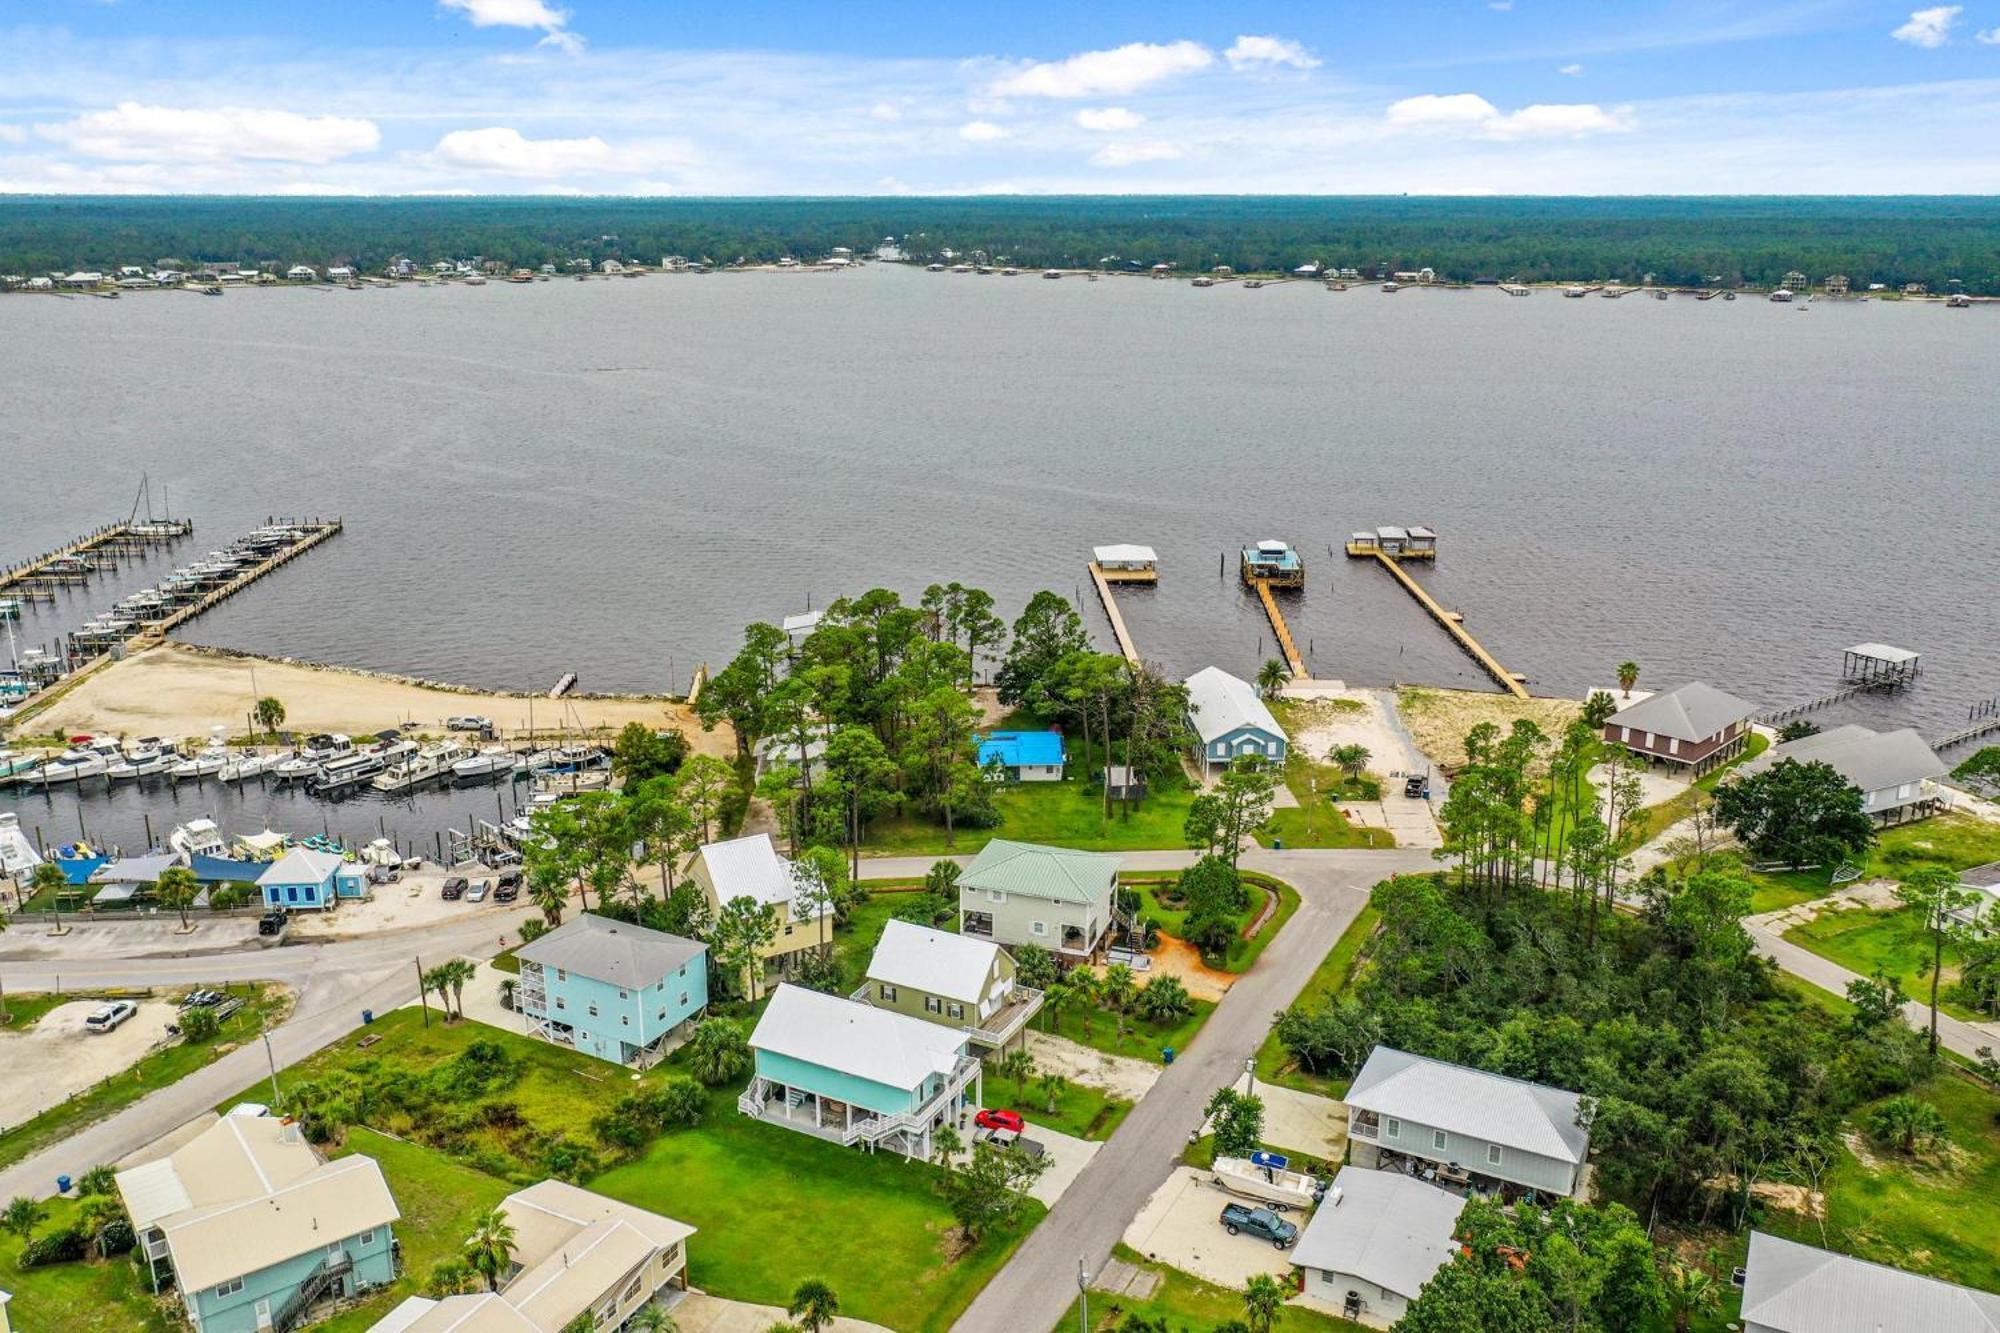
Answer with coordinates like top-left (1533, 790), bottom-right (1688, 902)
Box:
top-left (2, 0), bottom-right (1997, 193)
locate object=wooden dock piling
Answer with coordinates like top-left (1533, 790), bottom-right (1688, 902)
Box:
top-left (1368, 551), bottom-right (1528, 699)
top-left (1252, 580), bottom-right (1307, 679)
top-left (0, 519), bottom-right (194, 597)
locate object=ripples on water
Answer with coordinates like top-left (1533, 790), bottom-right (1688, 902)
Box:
top-left (2, 268), bottom-right (1994, 848)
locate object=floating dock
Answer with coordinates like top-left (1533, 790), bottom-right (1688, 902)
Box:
top-left (1345, 529), bottom-right (1527, 699)
top-left (0, 519), bottom-right (194, 600)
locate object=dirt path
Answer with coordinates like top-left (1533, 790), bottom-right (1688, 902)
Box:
top-left (0, 999), bottom-right (179, 1128)
top-left (1025, 1031), bottom-right (1162, 1101)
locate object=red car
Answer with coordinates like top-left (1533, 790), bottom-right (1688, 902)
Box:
top-left (975, 1108), bottom-right (1024, 1134)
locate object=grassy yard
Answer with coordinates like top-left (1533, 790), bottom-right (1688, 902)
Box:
top-left (0, 990), bottom-right (95, 1030)
top-left (317, 1128), bottom-right (513, 1333)
top-left (1759, 1069), bottom-right (2000, 1296)
top-left (1254, 904), bottom-right (1381, 1096)
top-left (1040, 995), bottom-right (1214, 1065)
top-left (0, 1195), bottom-right (178, 1333)
top-left (1255, 745), bottom-right (1390, 850)
top-left (1126, 871), bottom-right (1298, 974)
top-left (1746, 813), bottom-right (2000, 913)
top-left (0, 983), bottom-right (292, 1172)
top-left (983, 1058), bottom-right (1134, 1140)
top-left (867, 777), bottom-right (1196, 854)
top-left (1783, 904), bottom-right (1980, 1022)
top-left (589, 1083), bottom-right (1045, 1333)
top-left (1057, 1245), bottom-right (1347, 1333)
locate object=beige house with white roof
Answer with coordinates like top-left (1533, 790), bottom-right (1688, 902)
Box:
top-left (855, 918), bottom-right (1043, 1050)
top-left (686, 833), bottom-right (833, 994)
top-left (369, 1180), bottom-right (693, 1333)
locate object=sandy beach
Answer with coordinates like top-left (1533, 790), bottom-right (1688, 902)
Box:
top-left (1393, 686), bottom-right (1582, 770)
top-left (20, 642), bottom-right (735, 753)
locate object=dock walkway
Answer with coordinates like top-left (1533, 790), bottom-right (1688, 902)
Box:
top-left (1087, 563), bottom-right (1143, 665)
top-left (0, 520), bottom-right (193, 599)
top-left (1252, 580), bottom-right (1306, 679)
top-left (139, 519), bottom-right (342, 643)
top-left (1369, 552), bottom-right (1528, 699)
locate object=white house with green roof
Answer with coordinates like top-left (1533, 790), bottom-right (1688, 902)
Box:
top-left (957, 838), bottom-right (1121, 961)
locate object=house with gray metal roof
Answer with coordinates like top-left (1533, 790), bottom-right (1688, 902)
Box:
top-left (958, 839), bottom-right (1121, 960)
top-left (1736, 723), bottom-right (1948, 824)
top-left (1739, 1231), bottom-right (2000, 1333)
top-left (514, 913), bottom-right (708, 1067)
top-left (1291, 1166), bottom-right (1468, 1327)
top-left (1602, 681), bottom-right (1758, 775)
top-left (1344, 1047), bottom-right (1592, 1199)
top-left (1185, 666), bottom-right (1288, 778)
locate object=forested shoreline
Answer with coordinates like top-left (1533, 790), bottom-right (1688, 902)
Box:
top-left (3, 195), bottom-right (1997, 292)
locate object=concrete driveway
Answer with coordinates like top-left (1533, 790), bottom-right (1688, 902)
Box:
top-left (1124, 1166), bottom-right (1300, 1291)
top-left (1252, 1084), bottom-right (1347, 1161)
top-left (669, 1289), bottom-right (891, 1333)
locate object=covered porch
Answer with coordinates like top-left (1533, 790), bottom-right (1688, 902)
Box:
top-left (736, 1055), bottom-right (983, 1160)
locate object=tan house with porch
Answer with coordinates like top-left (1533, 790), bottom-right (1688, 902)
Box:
top-left (686, 833), bottom-right (832, 994)
top-left (957, 838), bottom-right (1120, 963)
top-left (855, 919), bottom-right (1043, 1051)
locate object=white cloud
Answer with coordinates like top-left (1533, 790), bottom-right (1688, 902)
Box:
top-left (1559, 63), bottom-right (1583, 76)
top-left (1386, 92), bottom-right (1630, 139)
top-left (1225, 35), bottom-right (1320, 71)
top-left (958, 120), bottom-right (1011, 142)
top-left (1075, 106), bottom-right (1144, 131)
top-left (0, 124), bottom-right (25, 144)
top-left (438, 0), bottom-right (582, 52)
top-left (429, 126), bottom-right (611, 174)
top-left (1091, 140), bottom-right (1183, 166)
top-left (1891, 6), bottom-right (1961, 46)
top-left (37, 103), bottom-right (379, 163)
top-left (871, 103), bottom-right (902, 120)
top-left (990, 40), bottom-right (1213, 98)
top-left (1976, 25), bottom-right (2000, 42)
top-left (1488, 1), bottom-right (1514, 10)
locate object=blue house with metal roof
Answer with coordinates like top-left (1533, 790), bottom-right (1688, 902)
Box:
top-left (976, 730), bottom-right (1067, 782)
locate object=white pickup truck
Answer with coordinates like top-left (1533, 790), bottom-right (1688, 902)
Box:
top-left (1210, 1154), bottom-right (1328, 1212)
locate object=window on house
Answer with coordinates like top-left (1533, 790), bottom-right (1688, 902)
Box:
top-left (618, 989), bottom-right (627, 1000)
top-left (657, 1009), bottom-right (666, 1021)
top-left (1487, 1144), bottom-right (1503, 1166)
top-left (327, 1242), bottom-right (344, 1260)
top-left (555, 997), bottom-right (566, 1011)
top-left (622, 1277), bottom-right (643, 1304)
top-left (1669, 737), bottom-right (1680, 755)
top-left (947, 1002), bottom-right (964, 1019)
top-left (621, 1015), bottom-right (630, 1026)
top-left (556, 968), bottom-right (567, 982)
top-left (1386, 1117), bottom-right (1401, 1138)
top-left (925, 996), bottom-right (942, 1013)
top-left (1620, 726), bottom-right (1630, 742)
top-left (215, 1278), bottom-right (244, 1298)
top-left (880, 984), bottom-right (898, 1002)
top-left (679, 993), bottom-right (688, 1006)
top-left (987, 889), bottom-right (1006, 903)
top-left (588, 1002), bottom-right (599, 1017)
top-left (1031, 920), bottom-right (1048, 936)
top-left (784, 921), bottom-right (794, 935)
top-left (1433, 1130), bottom-right (1447, 1151)
top-left (359, 1231), bottom-right (375, 1246)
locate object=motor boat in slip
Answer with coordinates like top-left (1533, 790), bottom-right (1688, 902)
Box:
top-left (371, 741), bottom-right (466, 794)
top-left (170, 745), bottom-right (230, 781)
top-left (310, 750), bottom-right (388, 795)
top-left (108, 740), bottom-right (172, 781)
top-left (217, 752), bottom-right (279, 783)
top-left (0, 748), bottom-right (41, 782)
top-left (38, 737), bottom-right (122, 784)
top-left (451, 745), bottom-right (521, 780)
top-left (275, 733), bottom-right (353, 783)
top-left (168, 818), bottom-right (227, 859)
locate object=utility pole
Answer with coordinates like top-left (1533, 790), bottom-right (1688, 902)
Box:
top-left (1077, 1256), bottom-right (1091, 1333)
top-left (415, 957), bottom-right (431, 1028)
top-left (262, 1032), bottom-right (281, 1105)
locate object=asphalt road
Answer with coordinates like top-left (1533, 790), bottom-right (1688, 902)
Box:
top-left (0, 911), bottom-right (522, 1202)
top-left (1748, 920), bottom-right (2000, 1060)
top-left (950, 847), bottom-right (1431, 1333)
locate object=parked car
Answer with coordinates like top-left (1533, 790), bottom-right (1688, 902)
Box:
top-left (1404, 773), bottom-right (1431, 799)
top-left (494, 871), bottom-right (520, 904)
top-left (445, 715), bottom-right (493, 732)
top-left (367, 863), bottom-right (401, 885)
top-left (441, 876), bottom-right (467, 901)
top-left (85, 1001), bottom-right (138, 1033)
top-left (180, 989), bottom-right (223, 1008)
top-left (1219, 1203), bottom-right (1298, 1249)
top-left (466, 879), bottom-right (491, 903)
top-left (258, 910), bottom-right (287, 936)
top-left (975, 1108), bottom-right (1025, 1134)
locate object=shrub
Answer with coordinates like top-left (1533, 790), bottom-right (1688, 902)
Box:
top-left (538, 1134), bottom-right (601, 1183)
top-left (179, 1006), bottom-right (220, 1042)
top-left (95, 1217), bottom-right (135, 1256)
top-left (76, 1166), bottom-right (116, 1197)
top-left (519, 917), bottom-right (550, 944)
top-left (685, 1018), bottom-right (752, 1087)
top-left (433, 1040), bottom-right (518, 1099)
top-left (791, 949), bottom-right (843, 995)
top-left (1013, 943), bottom-right (1058, 992)
top-left (1135, 975), bottom-right (1193, 1023)
top-left (1865, 1095), bottom-right (1952, 1155)
top-left (20, 1227), bottom-right (87, 1267)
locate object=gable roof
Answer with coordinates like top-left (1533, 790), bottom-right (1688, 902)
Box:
top-left (750, 984), bottom-right (967, 1091)
top-left (258, 846), bottom-right (347, 886)
top-left (1738, 724), bottom-right (1947, 794)
top-left (1093, 544), bottom-right (1157, 565)
top-left (1740, 1231), bottom-right (2000, 1333)
top-left (694, 833), bottom-right (814, 911)
top-left (116, 1113), bottom-right (322, 1232)
top-left (1184, 666), bottom-right (1286, 745)
top-left (1345, 1047), bottom-right (1590, 1164)
top-left (499, 1180), bottom-right (695, 1330)
top-left (977, 730), bottom-right (1066, 769)
top-left (515, 913), bottom-right (705, 991)
top-left (1292, 1166), bottom-right (1468, 1300)
top-left (959, 839), bottom-right (1121, 905)
top-left (372, 1294), bottom-right (541, 1332)
top-left (1605, 681), bottom-right (1757, 743)
top-left (866, 919), bottom-right (1004, 1003)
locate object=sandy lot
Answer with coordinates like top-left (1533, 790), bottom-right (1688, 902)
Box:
top-left (1124, 1166), bottom-right (1301, 1291)
top-left (1393, 686), bottom-right (1582, 771)
top-left (0, 999), bottom-right (178, 1127)
top-left (1280, 686), bottom-right (1443, 848)
top-left (1253, 1084), bottom-right (1349, 1161)
top-left (24, 642), bottom-right (733, 753)
top-left (1026, 1031), bottom-right (1161, 1101)
top-left (287, 867), bottom-right (533, 941)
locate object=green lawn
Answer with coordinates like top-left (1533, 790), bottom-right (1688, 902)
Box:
top-left (1254, 746), bottom-right (1390, 851)
top-left (0, 1195), bottom-right (178, 1333)
top-left (590, 1084), bottom-right (1045, 1333)
top-left (1039, 995), bottom-right (1214, 1065)
top-left (1056, 1245), bottom-right (1348, 1333)
top-left (1126, 871), bottom-right (1299, 973)
top-left (317, 1128), bottom-right (513, 1333)
top-left (1760, 1070), bottom-right (2000, 1295)
top-left (0, 991), bottom-right (90, 1030)
top-left (867, 777), bottom-right (1196, 854)
top-left (1254, 904), bottom-right (1381, 1095)
top-left (1746, 814), bottom-right (2000, 913)
top-left (984, 1060), bottom-right (1134, 1140)
top-left (0, 984), bottom-right (292, 1171)
top-left (1783, 904), bottom-right (1980, 1022)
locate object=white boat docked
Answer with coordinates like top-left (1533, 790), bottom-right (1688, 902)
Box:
top-left (371, 741), bottom-right (466, 794)
top-left (451, 745), bottom-right (520, 780)
top-left (38, 737), bottom-right (121, 784)
top-left (218, 753), bottom-right (278, 783)
top-left (168, 818), bottom-right (227, 858)
top-left (310, 750), bottom-right (388, 795)
top-left (275, 733), bottom-right (353, 782)
top-left (170, 746), bottom-right (230, 781)
top-left (0, 748), bottom-right (41, 781)
top-left (108, 742), bottom-right (172, 781)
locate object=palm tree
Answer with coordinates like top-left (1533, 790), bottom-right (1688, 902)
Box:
top-left (422, 965), bottom-right (458, 1021)
top-left (994, 1046), bottom-right (1035, 1100)
top-left (443, 958), bottom-right (477, 1019)
top-left (1037, 1071), bottom-right (1069, 1115)
top-left (1068, 970), bottom-right (1102, 1037)
top-left (1242, 1272), bottom-right (1285, 1333)
top-left (155, 865), bottom-right (201, 932)
top-left (1041, 979), bottom-right (1074, 1033)
top-left (627, 1306), bottom-right (678, 1333)
top-left (1, 1195), bottom-right (45, 1245)
top-left (463, 1208), bottom-right (518, 1292)
top-left (1328, 743), bottom-right (1371, 782)
top-left (254, 696), bottom-right (286, 740)
top-left (788, 1278), bottom-right (840, 1333)
top-left (1255, 658), bottom-right (1288, 699)
top-left (1617, 660), bottom-right (1641, 698)
top-left (29, 861), bottom-right (68, 934)
top-left (932, 1123), bottom-right (963, 1173)
top-left (1663, 1259), bottom-right (1720, 1333)
top-left (530, 877), bottom-right (568, 928)
top-left (1100, 963), bottom-right (1136, 1037)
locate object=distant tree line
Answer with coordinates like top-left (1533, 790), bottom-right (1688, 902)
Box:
top-left (1, 195), bottom-right (1996, 292)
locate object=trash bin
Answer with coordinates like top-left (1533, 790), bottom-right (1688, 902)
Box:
top-left (56, 1174), bottom-right (72, 1195)
top-left (362, 1009), bottom-right (374, 1025)
top-left (1162, 1048), bottom-right (1176, 1064)
top-left (1273, 837), bottom-right (1284, 849)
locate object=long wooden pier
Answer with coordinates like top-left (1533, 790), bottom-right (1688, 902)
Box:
top-left (1252, 580), bottom-right (1306, 678)
top-left (0, 519), bottom-right (194, 598)
top-left (1087, 563), bottom-right (1142, 665)
top-left (1934, 715), bottom-right (2000, 751)
top-left (1368, 552), bottom-right (1529, 699)
top-left (137, 519), bottom-right (343, 643)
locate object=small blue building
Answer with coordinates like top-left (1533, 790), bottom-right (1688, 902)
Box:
top-left (976, 729), bottom-right (1067, 782)
top-left (515, 913), bottom-right (709, 1067)
top-left (256, 847), bottom-right (367, 911)
top-left (1185, 665), bottom-right (1290, 778)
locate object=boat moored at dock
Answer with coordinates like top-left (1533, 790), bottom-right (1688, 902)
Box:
top-left (1240, 540), bottom-right (1305, 588)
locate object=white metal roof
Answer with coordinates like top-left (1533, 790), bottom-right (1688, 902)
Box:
top-left (866, 919), bottom-right (1003, 1003)
top-left (1093, 544), bottom-right (1158, 565)
top-left (257, 846), bottom-right (346, 886)
top-left (1740, 1231), bottom-right (2000, 1333)
top-left (1184, 666), bottom-right (1287, 746)
top-left (1345, 1047), bottom-right (1590, 1164)
top-left (1846, 642), bottom-right (1920, 664)
top-left (1291, 1166), bottom-right (1467, 1300)
top-left (694, 833), bottom-right (814, 911)
top-left (751, 984), bottom-right (967, 1091)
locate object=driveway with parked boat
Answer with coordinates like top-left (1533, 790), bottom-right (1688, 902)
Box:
top-left (1122, 1165), bottom-right (1302, 1291)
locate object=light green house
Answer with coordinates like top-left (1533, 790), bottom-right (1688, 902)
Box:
top-left (741, 983), bottom-right (983, 1159)
top-left (854, 918), bottom-right (1042, 1052)
top-left (116, 1112), bottom-right (400, 1333)
top-left (958, 838), bottom-right (1121, 962)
